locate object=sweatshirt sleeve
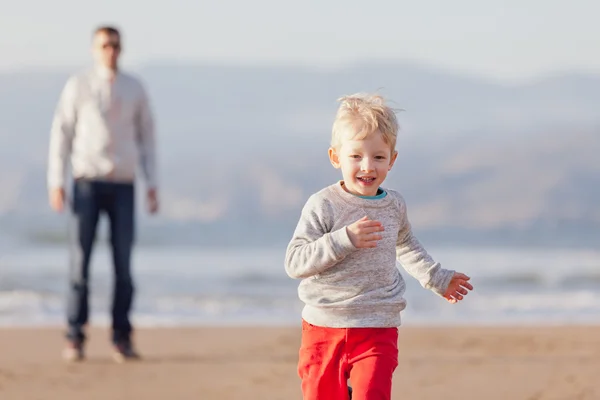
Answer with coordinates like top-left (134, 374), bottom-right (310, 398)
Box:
top-left (392, 191), bottom-right (454, 296)
top-left (285, 195), bottom-right (356, 279)
top-left (135, 81), bottom-right (157, 189)
top-left (47, 76), bottom-right (78, 189)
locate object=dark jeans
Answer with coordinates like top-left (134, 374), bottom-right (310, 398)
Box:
top-left (66, 180), bottom-right (135, 345)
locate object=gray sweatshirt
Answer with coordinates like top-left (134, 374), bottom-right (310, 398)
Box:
top-left (47, 67), bottom-right (157, 189)
top-left (285, 182), bottom-right (454, 328)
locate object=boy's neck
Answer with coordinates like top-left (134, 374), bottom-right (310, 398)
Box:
top-left (357, 188), bottom-right (386, 199)
top-left (341, 181), bottom-right (386, 199)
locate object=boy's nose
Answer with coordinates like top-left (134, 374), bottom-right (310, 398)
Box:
top-left (360, 160), bottom-right (374, 172)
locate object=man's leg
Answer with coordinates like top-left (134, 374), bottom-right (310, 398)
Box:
top-left (65, 180), bottom-right (100, 355)
top-left (105, 183), bottom-right (136, 349)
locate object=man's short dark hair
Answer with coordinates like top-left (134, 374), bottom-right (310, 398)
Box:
top-left (93, 25), bottom-right (120, 39)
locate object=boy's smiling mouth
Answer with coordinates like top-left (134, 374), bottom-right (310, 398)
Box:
top-left (357, 176), bottom-right (376, 184)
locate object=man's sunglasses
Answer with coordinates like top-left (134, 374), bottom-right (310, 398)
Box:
top-left (102, 42), bottom-right (121, 50)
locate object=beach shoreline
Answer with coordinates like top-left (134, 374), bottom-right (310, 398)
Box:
top-left (1, 325), bottom-right (599, 399)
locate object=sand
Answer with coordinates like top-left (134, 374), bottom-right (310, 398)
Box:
top-left (0, 325), bottom-right (599, 399)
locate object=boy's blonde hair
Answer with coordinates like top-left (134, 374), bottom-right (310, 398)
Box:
top-left (331, 93), bottom-right (399, 151)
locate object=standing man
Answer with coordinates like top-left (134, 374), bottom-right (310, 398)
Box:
top-left (47, 25), bottom-right (158, 362)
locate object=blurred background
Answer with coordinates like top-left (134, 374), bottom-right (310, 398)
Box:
top-left (1, 0), bottom-right (599, 328)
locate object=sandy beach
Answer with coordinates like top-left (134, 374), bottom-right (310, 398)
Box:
top-left (0, 325), bottom-right (599, 399)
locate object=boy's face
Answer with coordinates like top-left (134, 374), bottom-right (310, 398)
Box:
top-left (328, 130), bottom-right (398, 197)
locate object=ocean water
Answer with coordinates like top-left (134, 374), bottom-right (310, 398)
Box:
top-left (0, 244), bottom-right (599, 327)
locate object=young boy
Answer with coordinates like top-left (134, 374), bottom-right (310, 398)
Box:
top-left (284, 93), bottom-right (473, 400)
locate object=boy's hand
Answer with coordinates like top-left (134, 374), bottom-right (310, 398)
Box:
top-left (346, 216), bottom-right (384, 248)
top-left (443, 272), bottom-right (473, 303)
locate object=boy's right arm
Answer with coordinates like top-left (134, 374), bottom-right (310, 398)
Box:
top-left (284, 197), bottom-right (356, 279)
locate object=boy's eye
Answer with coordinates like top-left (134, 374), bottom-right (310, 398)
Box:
top-left (375, 156), bottom-right (386, 160)
top-left (350, 155), bottom-right (361, 159)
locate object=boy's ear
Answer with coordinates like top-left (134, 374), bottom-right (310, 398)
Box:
top-left (388, 150), bottom-right (398, 171)
top-left (328, 147), bottom-right (341, 169)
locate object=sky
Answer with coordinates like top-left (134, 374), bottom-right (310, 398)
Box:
top-left (0, 0), bottom-right (598, 81)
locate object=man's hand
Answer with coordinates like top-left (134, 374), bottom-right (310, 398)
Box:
top-left (147, 188), bottom-right (159, 214)
top-left (443, 272), bottom-right (473, 303)
top-left (346, 216), bottom-right (384, 248)
top-left (49, 187), bottom-right (66, 213)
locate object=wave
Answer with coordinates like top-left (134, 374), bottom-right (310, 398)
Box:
top-left (2, 286), bottom-right (600, 327)
top-left (470, 290), bottom-right (600, 312)
top-left (473, 271), bottom-right (600, 288)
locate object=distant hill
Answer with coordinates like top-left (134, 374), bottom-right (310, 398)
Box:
top-left (1, 61), bottom-right (599, 248)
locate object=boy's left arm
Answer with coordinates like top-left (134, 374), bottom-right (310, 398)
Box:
top-left (394, 193), bottom-right (473, 303)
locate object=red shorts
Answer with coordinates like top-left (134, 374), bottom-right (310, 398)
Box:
top-left (298, 320), bottom-right (399, 400)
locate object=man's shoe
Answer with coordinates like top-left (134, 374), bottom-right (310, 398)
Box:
top-left (112, 340), bottom-right (141, 363)
top-left (62, 340), bottom-right (84, 362)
